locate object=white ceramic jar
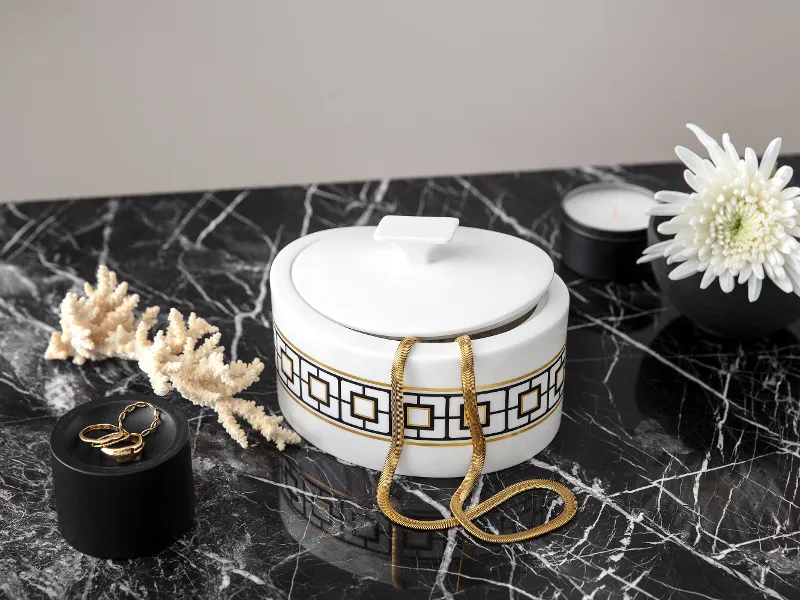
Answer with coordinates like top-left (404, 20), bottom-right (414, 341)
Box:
top-left (270, 216), bottom-right (569, 477)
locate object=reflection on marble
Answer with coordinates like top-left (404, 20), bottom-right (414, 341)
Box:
top-left (2, 161), bottom-right (800, 599)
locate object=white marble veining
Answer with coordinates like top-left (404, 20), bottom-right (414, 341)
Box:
top-left (1, 161), bottom-right (799, 599)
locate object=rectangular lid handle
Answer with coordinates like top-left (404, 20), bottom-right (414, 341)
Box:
top-left (374, 216), bottom-right (459, 264)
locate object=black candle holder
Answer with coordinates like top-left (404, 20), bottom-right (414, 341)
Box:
top-left (560, 183), bottom-right (655, 282)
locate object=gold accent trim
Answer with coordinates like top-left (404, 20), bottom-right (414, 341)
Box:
top-left (404, 405), bottom-right (432, 429)
top-left (279, 376), bottom-right (562, 447)
top-left (280, 351), bottom-right (294, 381)
top-left (308, 374), bottom-right (329, 405)
top-left (460, 401), bottom-right (489, 429)
top-left (352, 394), bottom-right (377, 421)
top-left (275, 324), bottom-right (565, 392)
top-left (519, 387), bottom-right (541, 416)
top-left (556, 362), bottom-right (565, 390)
top-left (296, 468), bottom-right (361, 502)
top-left (477, 404), bottom-right (488, 426)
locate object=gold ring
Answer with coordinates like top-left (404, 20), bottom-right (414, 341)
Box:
top-left (118, 402), bottom-right (160, 438)
top-left (78, 423), bottom-right (130, 448)
top-left (100, 432), bottom-right (145, 463)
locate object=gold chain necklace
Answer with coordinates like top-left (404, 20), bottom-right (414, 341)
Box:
top-left (377, 335), bottom-right (577, 543)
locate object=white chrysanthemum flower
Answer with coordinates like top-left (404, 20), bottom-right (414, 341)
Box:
top-left (638, 124), bottom-right (800, 302)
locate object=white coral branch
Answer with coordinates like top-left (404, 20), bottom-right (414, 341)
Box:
top-left (45, 266), bottom-right (300, 450)
top-left (136, 308), bottom-right (299, 449)
top-left (45, 265), bottom-right (160, 364)
top-left (217, 397), bottom-right (301, 450)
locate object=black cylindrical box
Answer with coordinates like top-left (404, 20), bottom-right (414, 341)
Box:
top-left (50, 394), bottom-right (194, 558)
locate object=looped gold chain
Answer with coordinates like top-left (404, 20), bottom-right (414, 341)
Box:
top-left (118, 401), bottom-right (160, 438)
top-left (377, 335), bottom-right (578, 543)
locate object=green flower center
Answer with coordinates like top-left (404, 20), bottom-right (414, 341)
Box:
top-left (727, 212), bottom-right (745, 238)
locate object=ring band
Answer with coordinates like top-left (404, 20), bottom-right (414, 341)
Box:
top-left (101, 432), bottom-right (145, 463)
top-left (77, 402), bottom-right (158, 463)
top-left (79, 423), bottom-right (131, 448)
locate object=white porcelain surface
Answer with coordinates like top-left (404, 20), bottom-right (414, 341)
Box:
top-left (373, 215), bottom-right (459, 265)
top-left (291, 221), bottom-right (554, 339)
top-left (271, 221), bottom-right (569, 478)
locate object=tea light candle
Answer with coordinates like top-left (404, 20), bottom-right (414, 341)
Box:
top-left (560, 182), bottom-right (659, 281)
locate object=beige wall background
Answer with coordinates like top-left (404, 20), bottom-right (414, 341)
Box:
top-left (1, 1), bottom-right (799, 203)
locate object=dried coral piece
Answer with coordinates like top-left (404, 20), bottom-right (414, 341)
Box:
top-left (46, 267), bottom-right (300, 450)
top-left (45, 265), bottom-right (160, 365)
top-left (137, 308), bottom-right (300, 449)
top-left (217, 398), bottom-right (300, 451)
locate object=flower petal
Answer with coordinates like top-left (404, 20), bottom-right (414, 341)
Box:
top-left (784, 265), bottom-right (800, 296)
top-left (684, 170), bottom-right (703, 193)
top-left (637, 253), bottom-right (664, 264)
top-left (759, 137), bottom-right (782, 178)
top-left (700, 268), bottom-right (717, 289)
top-left (771, 165), bottom-right (793, 189)
top-left (765, 261), bottom-right (793, 292)
top-left (719, 271), bottom-right (735, 293)
top-left (655, 191), bottom-right (693, 204)
top-left (748, 275), bottom-right (762, 302)
top-left (675, 146), bottom-right (708, 175)
top-left (642, 240), bottom-right (673, 255)
top-left (771, 272), bottom-right (794, 293)
top-left (658, 215), bottom-right (691, 235)
top-left (668, 260), bottom-right (700, 281)
top-left (665, 241), bottom-right (685, 256)
top-left (709, 146), bottom-right (732, 170)
top-left (686, 123), bottom-right (722, 156)
top-left (785, 254), bottom-right (800, 272)
top-left (779, 237), bottom-right (797, 254)
top-left (722, 133), bottom-right (740, 162)
top-left (738, 265), bottom-right (752, 284)
top-left (646, 203), bottom-right (684, 216)
top-left (670, 248), bottom-right (697, 262)
top-left (745, 148), bottom-right (758, 178)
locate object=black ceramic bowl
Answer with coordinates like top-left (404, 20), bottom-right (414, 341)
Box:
top-left (647, 216), bottom-right (800, 339)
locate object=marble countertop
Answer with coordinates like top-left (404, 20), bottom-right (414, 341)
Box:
top-left (2, 162), bottom-right (800, 600)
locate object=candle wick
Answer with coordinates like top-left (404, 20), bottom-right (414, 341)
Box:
top-left (611, 198), bottom-right (618, 219)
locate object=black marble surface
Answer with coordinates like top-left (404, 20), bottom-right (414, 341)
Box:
top-left (2, 162), bottom-right (800, 600)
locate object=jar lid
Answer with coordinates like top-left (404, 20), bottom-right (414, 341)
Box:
top-left (290, 216), bottom-right (554, 339)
